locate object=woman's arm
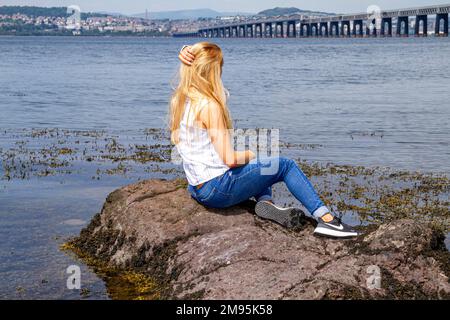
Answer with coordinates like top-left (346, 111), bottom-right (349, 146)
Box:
top-left (199, 102), bottom-right (255, 168)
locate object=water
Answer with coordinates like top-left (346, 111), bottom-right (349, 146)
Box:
top-left (0, 36), bottom-right (449, 299)
top-left (1, 36), bottom-right (450, 172)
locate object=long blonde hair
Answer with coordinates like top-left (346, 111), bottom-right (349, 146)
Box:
top-left (169, 42), bottom-right (232, 144)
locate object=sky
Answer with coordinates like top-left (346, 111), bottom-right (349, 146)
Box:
top-left (0, 0), bottom-right (449, 15)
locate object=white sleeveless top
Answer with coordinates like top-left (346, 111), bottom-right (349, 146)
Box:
top-left (176, 98), bottom-right (230, 186)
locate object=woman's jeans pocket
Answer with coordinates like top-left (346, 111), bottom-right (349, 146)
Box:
top-left (188, 174), bottom-right (233, 208)
top-left (188, 181), bottom-right (215, 203)
top-left (200, 189), bottom-right (232, 208)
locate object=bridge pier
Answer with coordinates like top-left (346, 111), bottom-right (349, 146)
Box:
top-left (366, 19), bottom-right (378, 37)
top-left (300, 23), bottom-right (310, 37)
top-left (287, 21), bottom-right (297, 37)
top-left (232, 26), bottom-right (238, 38)
top-left (265, 23), bottom-right (273, 38)
top-left (353, 20), bottom-right (364, 37)
top-left (381, 17), bottom-right (393, 37)
top-left (311, 23), bottom-right (319, 37)
top-left (247, 24), bottom-right (254, 38)
top-left (397, 16), bottom-right (409, 37)
top-left (239, 25), bottom-right (245, 37)
top-left (435, 13), bottom-right (449, 36)
top-left (330, 21), bottom-right (339, 37)
top-left (415, 15), bottom-right (428, 36)
top-left (275, 22), bottom-right (284, 38)
top-left (341, 21), bottom-right (351, 37)
top-left (255, 23), bottom-right (263, 38)
top-left (319, 22), bottom-right (329, 37)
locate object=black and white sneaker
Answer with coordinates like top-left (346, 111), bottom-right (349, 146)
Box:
top-left (255, 201), bottom-right (305, 228)
top-left (314, 216), bottom-right (359, 238)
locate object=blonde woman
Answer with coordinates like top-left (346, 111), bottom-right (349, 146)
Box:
top-left (172, 42), bottom-right (358, 238)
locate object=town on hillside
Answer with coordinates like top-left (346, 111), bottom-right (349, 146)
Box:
top-left (0, 6), bottom-right (331, 36)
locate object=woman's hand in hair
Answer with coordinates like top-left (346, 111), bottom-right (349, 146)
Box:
top-left (179, 45), bottom-right (195, 66)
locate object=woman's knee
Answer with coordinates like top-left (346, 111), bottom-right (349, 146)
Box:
top-left (260, 156), bottom-right (292, 165)
top-left (279, 157), bottom-right (305, 177)
top-left (279, 157), bottom-right (296, 168)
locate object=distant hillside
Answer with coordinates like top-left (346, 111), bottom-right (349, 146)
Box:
top-left (132, 8), bottom-right (252, 20)
top-left (257, 7), bottom-right (333, 17)
top-left (0, 6), bottom-right (107, 18)
top-left (1, 5), bottom-right (333, 21)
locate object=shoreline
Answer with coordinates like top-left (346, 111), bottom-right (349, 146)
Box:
top-left (0, 34), bottom-right (173, 37)
top-left (1, 34), bottom-right (450, 39)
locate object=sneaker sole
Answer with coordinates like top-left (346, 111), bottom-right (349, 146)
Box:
top-left (255, 201), bottom-right (305, 228)
top-left (313, 226), bottom-right (359, 239)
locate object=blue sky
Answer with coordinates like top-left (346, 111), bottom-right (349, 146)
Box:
top-left (1, 0), bottom-right (449, 14)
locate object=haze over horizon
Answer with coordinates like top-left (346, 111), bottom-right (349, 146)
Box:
top-left (1, 0), bottom-right (449, 15)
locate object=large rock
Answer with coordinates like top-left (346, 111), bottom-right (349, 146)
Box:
top-left (71, 179), bottom-right (450, 299)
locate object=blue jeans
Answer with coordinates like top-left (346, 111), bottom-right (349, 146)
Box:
top-left (187, 157), bottom-right (329, 219)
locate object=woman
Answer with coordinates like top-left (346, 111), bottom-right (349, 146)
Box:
top-left (171, 42), bottom-right (358, 238)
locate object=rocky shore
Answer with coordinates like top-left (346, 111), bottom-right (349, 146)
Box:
top-left (68, 179), bottom-right (450, 300)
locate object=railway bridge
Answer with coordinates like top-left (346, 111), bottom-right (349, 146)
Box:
top-left (173, 4), bottom-right (450, 38)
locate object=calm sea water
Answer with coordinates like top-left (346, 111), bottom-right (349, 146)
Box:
top-left (1, 36), bottom-right (450, 172)
top-left (0, 36), bottom-right (449, 299)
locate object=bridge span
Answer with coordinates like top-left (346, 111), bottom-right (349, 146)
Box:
top-left (174, 4), bottom-right (450, 38)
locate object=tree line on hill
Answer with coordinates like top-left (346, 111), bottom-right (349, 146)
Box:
top-left (0, 6), bottom-right (107, 19)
